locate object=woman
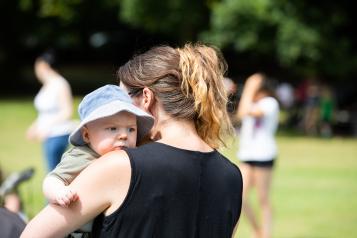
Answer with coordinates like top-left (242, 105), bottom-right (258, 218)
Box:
top-left (26, 50), bottom-right (76, 172)
top-left (21, 43), bottom-right (243, 238)
top-left (236, 73), bottom-right (279, 238)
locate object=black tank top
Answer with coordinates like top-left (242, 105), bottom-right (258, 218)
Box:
top-left (92, 142), bottom-right (242, 238)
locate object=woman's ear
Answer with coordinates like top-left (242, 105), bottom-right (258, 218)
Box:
top-left (142, 87), bottom-right (155, 112)
top-left (81, 127), bottom-right (90, 144)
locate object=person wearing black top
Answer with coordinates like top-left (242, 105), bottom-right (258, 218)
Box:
top-left (92, 142), bottom-right (242, 237)
top-left (21, 43), bottom-right (243, 238)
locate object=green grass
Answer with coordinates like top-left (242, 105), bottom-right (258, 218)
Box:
top-left (1, 99), bottom-right (357, 237)
top-left (221, 136), bottom-right (357, 237)
top-left (0, 98), bottom-right (80, 218)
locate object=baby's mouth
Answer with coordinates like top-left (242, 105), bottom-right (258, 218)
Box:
top-left (115, 145), bottom-right (127, 150)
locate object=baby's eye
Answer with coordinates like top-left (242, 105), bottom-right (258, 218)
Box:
top-left (106, 127), bottom-right (117, 132)
top-left (128, 127), bottom-right (136, 133)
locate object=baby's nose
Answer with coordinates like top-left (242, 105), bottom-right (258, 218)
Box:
top-left (117, 132), bottom-right (127, 140)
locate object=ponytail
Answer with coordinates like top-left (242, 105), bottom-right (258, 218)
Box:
top-left (178, 44), bottom-right (234, 148)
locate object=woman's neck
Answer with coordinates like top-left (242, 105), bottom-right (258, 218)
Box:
top-left (41, 68), bottom-right (61, 86)
top-left (153, 116), bottom-right (213, 152)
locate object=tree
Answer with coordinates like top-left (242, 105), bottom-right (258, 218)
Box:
top-left (1, 0), bottom-right (355, 95)
top-left (201, 0), bottom-right (356, 80)
top-left (119, 0), bottom-right (209, 43)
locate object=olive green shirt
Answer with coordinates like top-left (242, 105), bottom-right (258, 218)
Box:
top-left (47, 145), bottom-right (100, 185)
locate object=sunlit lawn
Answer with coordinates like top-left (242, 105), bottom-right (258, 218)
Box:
top-left (222, 135), bottom-right (357, 237)
top-left (1, 99), bottom-right (356, 237)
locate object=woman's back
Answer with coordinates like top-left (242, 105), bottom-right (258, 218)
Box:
top-left (93, 142), bottom-right (242, 238)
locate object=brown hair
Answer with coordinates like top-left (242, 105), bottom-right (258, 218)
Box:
top-left (256, 73), bottom-right (277, 98)
top-left (117, 43), bottom-right (234, 148)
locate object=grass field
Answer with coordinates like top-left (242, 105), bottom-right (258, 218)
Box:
top-left (1, 99), bottom-right (357, 237)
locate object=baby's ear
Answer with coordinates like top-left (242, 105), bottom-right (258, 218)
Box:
top-left (81, 127), bottom-right (90, 144)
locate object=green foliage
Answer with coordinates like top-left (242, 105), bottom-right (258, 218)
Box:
top-left (19, 0), bottom-right (82, 21)
top-left (119, 0), bottom-right (208, 41)
top-left (201, 0), bottom-right (357, 78)
top-left (201, 0), bottom-right (321, 67)
top-left (19, 0), bottom-right (32, 11)
top-left (276, 17), bottom-right (320, 65)
top-left (6, 0), bottom-right (357, 81)
top-left (39, 0), bottom-right (82, 21)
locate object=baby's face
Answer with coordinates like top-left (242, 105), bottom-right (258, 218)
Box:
top-left (82, 111), bottom-right (137, 155)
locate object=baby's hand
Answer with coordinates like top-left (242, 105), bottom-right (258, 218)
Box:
top-left (55, 187), bottom-right (79, 207)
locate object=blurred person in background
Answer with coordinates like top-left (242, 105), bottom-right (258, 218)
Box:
top-left (0, 167), bottom-right (26, 237)
top-left (0, 207), bottom-right (26, 238)
top-left (223, 77), bottom-right (239, 127)
top-left (302, 78), bottom-right (320, 135)
top-left (319, 84), bottom-right (335, 138)
top-left (0, 167), bottom-right (21, 215)
top-left (276, 81), bottom-right (294, 110)
top-left (275, 81), bottom-right (294, 129)
top-left (236, 73), bottom-right (280, 238)
top-left (0, 167), bottom-right (31, 222)
top-left (26, 50), bottom-right (76, 172)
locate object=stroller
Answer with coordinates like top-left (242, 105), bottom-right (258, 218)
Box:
top-left (0, 167), bottom-right (35, 238)
top-left (0, 168), bottom-right (90, 238)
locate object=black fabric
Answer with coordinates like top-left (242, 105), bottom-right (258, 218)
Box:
top-left (93, 142), bottom-right (243, 238)
top-left (0, 208), bottom-right (26, 238)
top-left (242, 159), bottom-right (276, 168)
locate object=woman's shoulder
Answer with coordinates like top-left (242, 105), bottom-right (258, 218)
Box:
top-left (257, 97), bottom-right (279, 110)
top-left (50, 75), bottom-right (70, 89)
top-left (259, 96), bottom-right (278, 104)
top-left (99, 150), bottom-right (130, 163)
top-left (124, 142), bottom-right (165, 160)
top-left (87, 150), bottom-right (131, 176)
top-left (215, 151), bottom-right (242, 172)
top-left (128, 141), bottom-right (163, 151)
top-left (68, 150), bottom-right (132, 216)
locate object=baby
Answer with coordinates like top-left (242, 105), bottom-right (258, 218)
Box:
top-left (43, 84), bottom-right (154, 207)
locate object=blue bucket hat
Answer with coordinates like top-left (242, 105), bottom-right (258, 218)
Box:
top-left (69, 85), bottom-right (154, 146)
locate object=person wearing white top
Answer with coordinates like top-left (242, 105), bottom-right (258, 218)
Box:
top-left (26, 51), bottom-right (76, 171)
top-left (236, 73), bottom-right (279, 238)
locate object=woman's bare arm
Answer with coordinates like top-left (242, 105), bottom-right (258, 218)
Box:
top-left (21, 150), bottom-right (131, 238)
top-left (247, 107), bottom-right (265, 118)
top-left (236, 73), bottom-right (263, 120)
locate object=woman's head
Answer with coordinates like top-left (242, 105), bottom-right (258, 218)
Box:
top-left (37, 49), bottom-right (57, 67)
top-left (117, 43), bottom-right (234, 148)
top-left (253, 73), bottom-right (277, 101)
top-left (34, 49), bottom-right (57, 83)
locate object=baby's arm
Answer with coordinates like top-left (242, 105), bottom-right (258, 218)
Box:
top-left (43, 176), bottom-right (78, 207)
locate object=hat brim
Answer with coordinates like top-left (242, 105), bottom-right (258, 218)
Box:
top-left (69, 101), bottom-right (154, 146)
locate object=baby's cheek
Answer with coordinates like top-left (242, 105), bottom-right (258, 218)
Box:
top-left (96, 140), bottom-right (115, 155)
top-left (128, 134), bottom-right (138, 148)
